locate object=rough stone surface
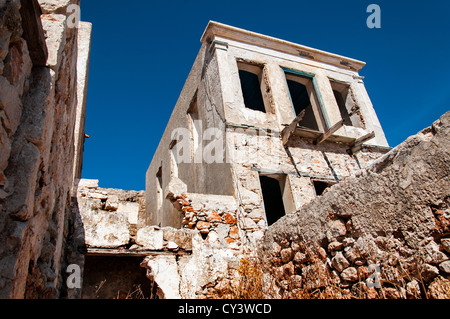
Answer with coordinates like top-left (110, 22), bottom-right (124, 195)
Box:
top-left (261, 112), bottom-right (450, 299)
top-left (0, 0), bottom-right (91, 299)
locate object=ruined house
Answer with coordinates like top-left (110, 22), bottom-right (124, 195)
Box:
top-left (144, 21), bottom-right (391, 246)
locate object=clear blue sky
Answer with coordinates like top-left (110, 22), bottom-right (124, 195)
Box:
top-left (80, 0), bottom-right (450, 191)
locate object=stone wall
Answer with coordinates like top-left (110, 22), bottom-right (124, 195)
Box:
top-left (0, 0), bottom-right (91, 298)
top-left (260, 111), bottom-right (450, 299)
top-left (74, 178), bottom-right (243, 299)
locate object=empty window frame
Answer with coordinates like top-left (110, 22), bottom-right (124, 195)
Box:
top-left (283, 68), bottom-right (330, 132)
top-left (330, 80), bottom-right (364, 128)
top-left (259, 174), bottom-right (295, 226)
top-left (237, 62), bottom-right (270, 113)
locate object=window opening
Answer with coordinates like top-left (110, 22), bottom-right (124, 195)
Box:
top-left (283, 69), bottom-right (328, 131)
top-left (259, 174), bottom-right (294, 226)
top-left (237, 62), bottom-right (269, 113)
top-left (312, 180), bottom-right (334, 196)
top-left (156, 166), bottom-right (163, 209)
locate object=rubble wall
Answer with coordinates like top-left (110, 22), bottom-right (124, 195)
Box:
top-left (261, 111), bottom-right (450, 299)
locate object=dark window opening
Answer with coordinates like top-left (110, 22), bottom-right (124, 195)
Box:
top-left (238, 69), bottom-right (266, 113)
top-left (259, 175), bottom-right (286, 226)
top-left (82, 256), bottom-right (157, 299)
top-left (333, 89), bottom-right (352, 126)
top-left (285, 77), bottom-right (320, 131)
top-left (156, 166), bottom-right (163, 209)
top-left (313, 180), bottom-right (333, 196)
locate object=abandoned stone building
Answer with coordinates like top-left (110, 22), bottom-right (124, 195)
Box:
top-left (1, 1), bottom-right (449, 299)
top-left (145, 21), bottom-right (391, 245)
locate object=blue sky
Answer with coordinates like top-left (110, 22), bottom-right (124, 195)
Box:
top-left (80, 0), bottom-right (450, 190)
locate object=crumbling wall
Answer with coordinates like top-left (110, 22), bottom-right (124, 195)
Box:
top-left (260, 111), bottom-right (450, 299)
top-left (0, 0), bottom-right (91, 298)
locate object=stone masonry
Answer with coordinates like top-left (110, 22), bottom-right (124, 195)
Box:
top-left (261, 111), bottom-right (450, 299)
top-left (0, 0), bottom-right (91, 298)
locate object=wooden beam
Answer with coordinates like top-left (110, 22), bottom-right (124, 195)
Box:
top-left (348, 131), bottom-right (375, 155)
top-left (314, 119), bottom-right (344, 145)
top-left (281, 110), bottom-right (305, 145)
top-left (86, 248), bottom-right (191, 257)
top-left (19, 0), bottom-right (48, 66)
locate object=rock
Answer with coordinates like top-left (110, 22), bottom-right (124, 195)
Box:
top-left (326, 219), bottom-right (347, 242)
top-left (420, 263), bottom-right (439, 282)
top-left (341, 267), bottom-right (358, 282)
top-left (406, 279), bottom-right (421, 298)
top-left (223, 213), bottom-right (237, 225)
top-left (428, 276), bottom-right (450, 299)
top-left (104, 195), bottom-right (119, 211)
top-left (420, 238), bottom-right (448, 265)
top-left (141, 255), bottom-right (181, 299)
top-left (293, 252), bottom-right (307, 265)
top-left (82, 207), bottom-right (130, 248)
top-left (282, 262), bottom-right (295, 277)
top-left (196, 221), bottom-right (211, 230)
top-left (136, 226), bottom-right (164, 250)
top-left (87, 192), bottom-right (107, 200)
top-left (280, 248), bottom-right (294, 263)
top-left (439, 260), bottom-right (450, 274)
top-left (37, 0), bottom-right (72, 14)
top-left (118, 202), bottom-right (139, 225)
top-left (229, 226), bottom-right (240, 239)
top-left (271, 242), bottom-right (282, 257)
top-left (168, 241), bottom-right (179, 250)
top-left (302, 263), bottom-right (328, 290)
top-left (206, 210), bottom-right (221, 223)
top-left (331, 252), bottom-right (350, 272)
top-left (383, 287), bottom-right (403, 299)
top-left (0, 76), bottom-right (22, 136)
top-left (163, 227), bottom-right (196, 251)
top-left (441, 239), bottom-right (450, 254)
top-left (41, 14), bottom-right (67, 71)
top-left (77, 179), bottom-right (98, 189)
top-left (328, 241), bottom-right (343, 251)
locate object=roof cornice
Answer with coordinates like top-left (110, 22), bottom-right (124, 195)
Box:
top-left (200, 21), bottom-right (366, 72)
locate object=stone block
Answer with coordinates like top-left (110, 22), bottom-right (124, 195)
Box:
top-left (439, 261), bottom-right (450, 274)
top-left (0, 76), bottom-right (22, 135)
top-left (136, 226), bottom-right (164, 250)
top-left (441, 238), bottom-right (450, 254)
top-left (77, 179), bottom-right (98, 189)
top-left (2, 38), bottom-right (32, 95)
top-left (80, 198), bottom-right (130, 248)
top-left (331, 251), bottom-right (350, 272)
top-left (341, 267), bottom-right (358, 282)
top-left (5, 142), bottom-right (40, 221)
top-left (326, 219), bottom-right (347, 242)
top-left (40, 14), bottom-right (67, 71)
top-left (117, 202), bottom-right (139, 225)
top-left (0, 122), bottom-right (11, 171)
top-left (163, 227), bottom-right (197, 251)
